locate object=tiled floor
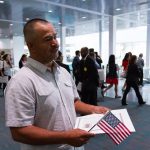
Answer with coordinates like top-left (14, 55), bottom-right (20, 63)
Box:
top-left (0, 79), bottom-right (150, 150)
top-left (104, 78), bottom-right (150, 105)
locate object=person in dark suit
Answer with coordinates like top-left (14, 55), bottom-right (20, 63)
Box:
top-left (122, 55), bottom-right (146, 106)
top-left (95, 52), bottom-right (103, 69)
top-left (55, 51), bottom-right (70, 73)
top-left (79, 47), bottom-right (99, 106)
top-left (72, 50), bottom-right (80, 85)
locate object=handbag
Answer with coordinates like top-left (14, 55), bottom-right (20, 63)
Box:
top-left (77, 82), bottom-right (82, 92)
top-left (120, 71), bottom-right (126, 78)
top-left (0, 76), bottom-right (8, 83)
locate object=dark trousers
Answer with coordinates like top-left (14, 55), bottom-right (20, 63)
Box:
top-left (3, 76), bottom-right (11, 91)
top-left (81, 82), bottom-right (97, 106)
top-left (139, 68), bottom-right (143, 85)
top-left (73, 71), bottom-right (79, 86)
top-left (122, 81), bottom-right (144, 104)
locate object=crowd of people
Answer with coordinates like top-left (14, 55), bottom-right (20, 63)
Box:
top-left (1, 18), bottom-right (146, 150)
top-left (0, 51), bottom-right (13, 90)
top-left (71, 49), bottom-right (146, 106)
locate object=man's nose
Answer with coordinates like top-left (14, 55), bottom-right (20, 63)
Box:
top-left (51, 40), bottom-right (59, 48)
top-left (51, 39), bottom-right (58, 46)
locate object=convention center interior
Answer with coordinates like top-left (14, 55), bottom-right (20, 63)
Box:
top-left (0, 0), bottom-right (150, 150)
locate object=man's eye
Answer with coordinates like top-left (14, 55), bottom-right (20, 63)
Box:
top-left (46, 36), bottom-right (53, 41)
top-left (45, 35), bottom-right (57, 41)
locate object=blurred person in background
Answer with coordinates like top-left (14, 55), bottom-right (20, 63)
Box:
top-left (72, 50), bottom-right (80, 85)
top-left (94, 52), bottom-right (103, 69)
top-left (3, 54), bottom-right (12, 78)
top-left (102, 55), bottom-right (121, 99)
top-left (121, 53), bottom-right (130, 91)
top-left (55, 50), bottom-right (70, 73)
top-left (137, 53), bottom-right (144, 86)
top-left (122, 55), bottom-right (145, 106)
top-left (79, 47), bottom-right (99, 106)
top-left (2, 54), bottom-right (12, 90)
top-left (19, 54), bottom-right (27, 68)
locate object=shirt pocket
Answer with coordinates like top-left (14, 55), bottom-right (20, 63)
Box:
top-left (64, 81), bottom-right (72, 88)
top-left (61, 80), bottom-right (74, 103)
top-left (35, 83), bottom-right (57, 108)
top-left (36, 86), bottom-right (54, 96)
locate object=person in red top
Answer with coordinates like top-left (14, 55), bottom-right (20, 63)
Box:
top-left (122, 53), bottom-right (130, 91)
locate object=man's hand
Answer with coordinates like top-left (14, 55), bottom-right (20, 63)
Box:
top-left (75, 100), bottom-right (110, 115)
top-left (92, 106), bottom-right (110, 114)
top-left (65, 129), bottom-right (95, 147)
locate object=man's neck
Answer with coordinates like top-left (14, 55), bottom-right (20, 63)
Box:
top-left (46, 61), bottom-right (54, 69)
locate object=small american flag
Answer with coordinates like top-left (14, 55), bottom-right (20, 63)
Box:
top-left (97, 111), bottom-right (131, 145)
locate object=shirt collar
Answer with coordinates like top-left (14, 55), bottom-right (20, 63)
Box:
top-left (26, 57), bottom-right (59, 74)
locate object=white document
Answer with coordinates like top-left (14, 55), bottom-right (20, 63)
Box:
top-left (98, 69), bottom-right (105, 81)
top-left (75, 109), bottom-right (135, 134)
top-left (76, 82), bottom-right (82, 92)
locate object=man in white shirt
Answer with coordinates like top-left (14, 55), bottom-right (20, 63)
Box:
top-left (5, 18), bottom-right (109, 150)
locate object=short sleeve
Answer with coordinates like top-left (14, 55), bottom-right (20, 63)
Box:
top-left (5, 77), bottom-right (36, 127)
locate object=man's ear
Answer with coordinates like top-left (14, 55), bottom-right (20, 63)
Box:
top-left (27, 42), bottom-right (33, 50)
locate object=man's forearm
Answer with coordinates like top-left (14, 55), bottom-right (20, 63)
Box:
top-left (74, 100), bottom-right (96, 115)
top-left (74, 100), bottom-right (109, 115)
top-left (10, 125), bottom-right (95, 147)
top-left (10, 125), bottom-right (71, 145)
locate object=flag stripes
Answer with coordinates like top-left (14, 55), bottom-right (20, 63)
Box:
top-left (97, 111), bottom-right (131, 145)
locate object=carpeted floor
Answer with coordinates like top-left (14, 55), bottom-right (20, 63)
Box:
top-left (85, 97), bottom-right (150, 150)
top-left (0, 94), bottom-right (20, 150)
top-left (1, 93), bottom-right (150, 150)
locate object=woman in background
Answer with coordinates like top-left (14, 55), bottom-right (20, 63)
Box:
top-left (102, 55), bottom-right (121, 98)
top-left (55, 51), bottom-right (70, 73)
top-left (3, 54), bottom-right (12, 78)
top-left (122, 53), bottom-right (130, 91)
top-left (122, 55), bottom-right (145, 106)
top-left (19, 54), bottom-right (27, 68)
top-left (2, 54), bottom-right (12, 90)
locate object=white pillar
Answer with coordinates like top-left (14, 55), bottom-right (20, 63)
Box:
top-left (60, 26), bottom-right (66, 63)
top-left (11, 1), bottom-right (24, 67)
top-left (99, 20), bottom-right (102, 55)
top-left (146, 24), bottom-right (150, 67)
top-left (109, 16), bottom-right (116, 55)
top-left (12, 36), bottom-right (25, 67)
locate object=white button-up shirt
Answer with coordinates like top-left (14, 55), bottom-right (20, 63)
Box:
top-left (5, 57), bottom-right (83, 150)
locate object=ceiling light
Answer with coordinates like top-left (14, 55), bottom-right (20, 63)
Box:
top-left (82, 0), bottom-right (86, 1)
top-left (58, 22), bottom-right (61, 25)
top-left (26, 18), bottom-right (30, 21)
top-left (82, 16), bottom-right (87, 19)
top-left (10, 24), bottom-right (13, 26)
top-left (48, 10), bottom-right (53, 13)
top-left (0, 1), bottom-right (4, 3)
top-left (116, 8), bottom-right (121, 11)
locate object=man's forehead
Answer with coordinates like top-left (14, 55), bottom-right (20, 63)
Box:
top-left (34, 22), bottom-right (56, 32)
